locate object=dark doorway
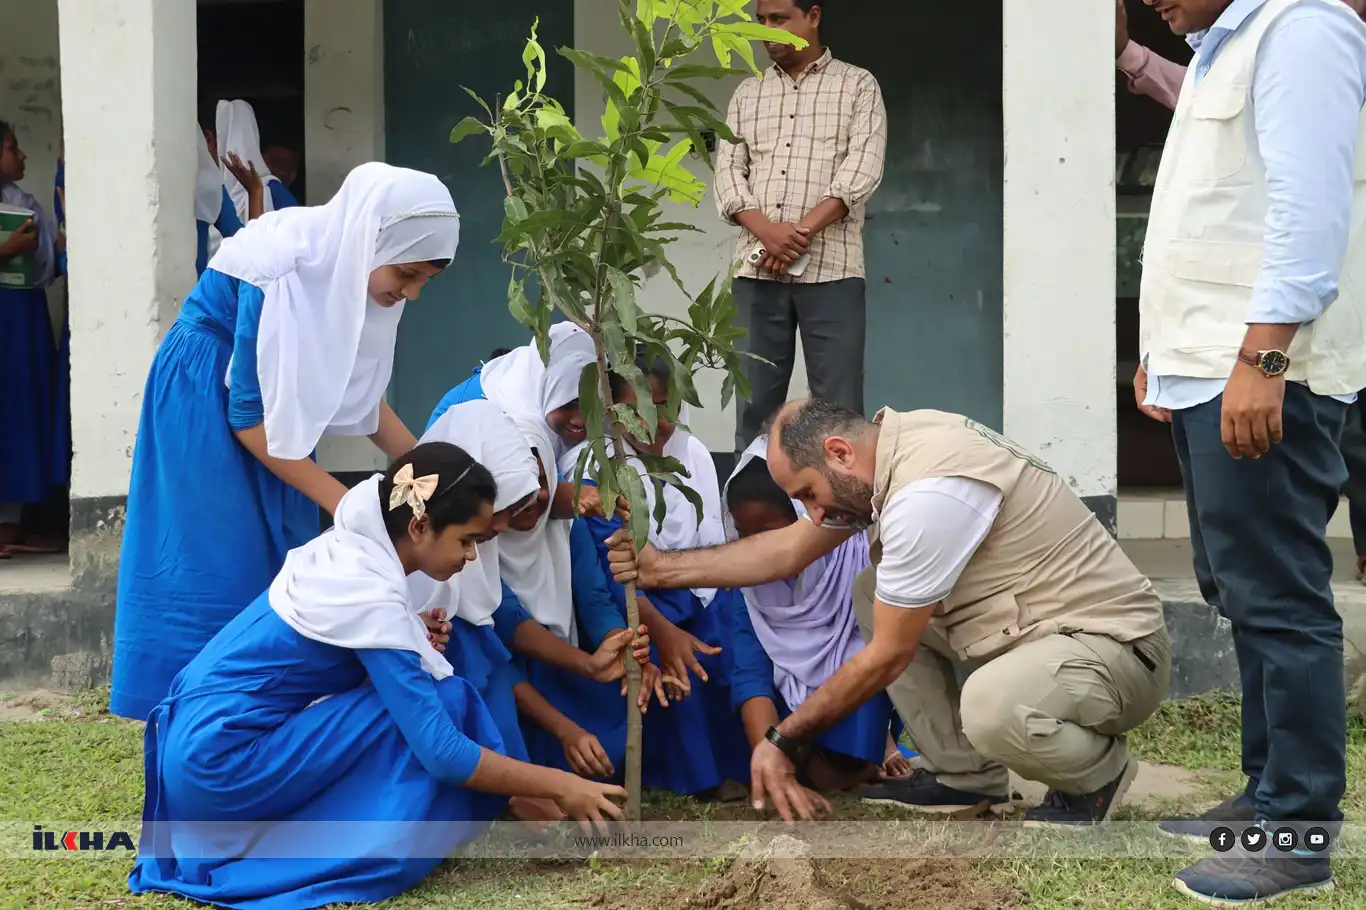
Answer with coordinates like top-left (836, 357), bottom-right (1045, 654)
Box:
top-left (197, 0), bottom-right (307, 201)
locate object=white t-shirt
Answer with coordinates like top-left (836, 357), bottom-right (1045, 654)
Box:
top-left (873, 476), bottom-right (1004, 609)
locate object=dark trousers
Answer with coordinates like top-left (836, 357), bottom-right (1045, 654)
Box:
top-left (1172, 384), bottom-right (1349, 822)
top-left (733, 276), bottom-right (866, 451)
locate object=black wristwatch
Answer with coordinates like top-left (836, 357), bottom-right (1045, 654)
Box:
top-left (765, 725), bottom-right (813, 768)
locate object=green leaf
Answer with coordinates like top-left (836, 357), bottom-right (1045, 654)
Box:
top-left (668, 81), bottom-right (723, 112)
top-left (617, 463), bottom-right (651, 549)
top-left (508, 276), bottom-right (535, 331)
top-left (656, 471), bottom-right (704, 528)
top-left (661, 63), bottom-right (745, 81)
top-left (522, 17), bottom-right (548, 94)
top-left (558, 47), bottom-right (635, 77)
top-left (557, 140), bottom-right (613, 160)
top-left (578, 361), bottom-right (605, 446)
top-left (609, 403), bottom-right (651, 442)
top-left (461, 85), bottom-right (493, 117)
top-left (713, 21), bottom-right (810, 49)
top-left (449, 116), bottom-right (486, 145)
top-left (536, 106), bottom-right (576, 136)
top-left (605, 266), bottom-right (641, 334)
top-left (504, 195), bottom-right (530, 224)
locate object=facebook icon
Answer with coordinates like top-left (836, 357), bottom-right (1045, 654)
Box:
top-left (1209, 827), bottom-right (1236, 853)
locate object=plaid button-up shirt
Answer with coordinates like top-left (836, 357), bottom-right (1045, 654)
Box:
top-left (715, 49), bottom-right (888, 284)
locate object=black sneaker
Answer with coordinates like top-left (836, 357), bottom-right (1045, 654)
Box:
top-left (858, 770), bottom-right (1012, 815)
top-left (1160, 794), bottom-right (1257, 842)
top-left (1173, 854), bottom-right (1333, 905)
top-left (1021, 757), bottom-right (1137, 827)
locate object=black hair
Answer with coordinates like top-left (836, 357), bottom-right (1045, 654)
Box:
top-left (378, 441), bottom-right (498, 540)
top-left (488, 347), bottom-right (514, 360)
top-left (608, 350), bottom-right (672, 402)
top-left (726, 455), bottom-right (798, 522)
top-left (793, 0), bottom-right (821, 11)
top-left (427, 259), bottom-right (452, 270)
top-left (0, 121), bottom-right (13, 144)
top-left (775, 398), bottom-right (873, 472)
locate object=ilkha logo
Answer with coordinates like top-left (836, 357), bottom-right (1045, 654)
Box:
top-left (32, 826), bottom-right (135, 852)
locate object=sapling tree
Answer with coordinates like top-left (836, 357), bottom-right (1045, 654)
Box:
top-left (453, 0), bottom-right (804, 821)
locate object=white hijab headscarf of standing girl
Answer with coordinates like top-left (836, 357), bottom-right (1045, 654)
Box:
top-left (216, 99), bottom-right (282, 223)
top-left (210, 161), bottom-right (460, 460)
top-left (409, 401), bottom-right (539, 628)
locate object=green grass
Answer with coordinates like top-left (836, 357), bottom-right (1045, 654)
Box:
top-left (1, 690), bottom-right (1364, 909)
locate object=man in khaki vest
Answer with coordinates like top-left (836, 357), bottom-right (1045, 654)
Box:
top-left (607, 398), bottom-right (1171, 827)
top-left (1133, 0), bottom-right (1366, 903)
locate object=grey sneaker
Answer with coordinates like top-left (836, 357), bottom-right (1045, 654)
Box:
top-left (1160, 794), bottom-right (1257, 842)
top-left (1173, 854), bottom-right (1332, 905)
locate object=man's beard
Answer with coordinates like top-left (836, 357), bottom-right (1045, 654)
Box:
top-left (826, 470), bottom-right (875, 531)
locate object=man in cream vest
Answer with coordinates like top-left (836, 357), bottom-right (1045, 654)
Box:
top-left (606, 399), bottom-right (1172, 826)
top-left (1135, 0), bottom-right (1366, 902)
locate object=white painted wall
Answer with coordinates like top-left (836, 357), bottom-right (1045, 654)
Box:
top-left (59, 0), bottom-right (198, 500)
top-left (1001, 0), bottom-right (1116, 501)
top-left (0, 0), bottom-right (62, 220)
top-left (304, 0), bottom-right (391, 473)
top-left (572, 0), bottom-right (809, 453)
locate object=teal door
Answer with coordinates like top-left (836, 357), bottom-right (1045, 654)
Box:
top-left (383, 0), bottom-right (575, 430)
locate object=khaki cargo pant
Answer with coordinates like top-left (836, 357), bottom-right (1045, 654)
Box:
top-left (853, 568), bottom-right (1171, 796)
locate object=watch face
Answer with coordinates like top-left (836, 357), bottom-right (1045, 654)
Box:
top-left (1260, 350), bottom-right (1290, 376)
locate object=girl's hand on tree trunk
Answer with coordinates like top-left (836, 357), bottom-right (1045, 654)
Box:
top-left (584, 626), bottom-right (652, 682)
top-left (555, 776), bottom-right (628, 835)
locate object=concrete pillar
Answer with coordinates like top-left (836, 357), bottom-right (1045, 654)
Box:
top-left (305, 0), bottom-right (389, 472)
top-left (1001, 1), bottom-right (1117, 529)
top-left (57, 0), bottom-right (197, 505)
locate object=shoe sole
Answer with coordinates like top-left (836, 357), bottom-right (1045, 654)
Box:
top-left (859, 796), bottom-right (1014, 816)
top-left (1020, 757), bottom-right (1139, 829)
top-left (1171, 878), bottom-right (1333, 907)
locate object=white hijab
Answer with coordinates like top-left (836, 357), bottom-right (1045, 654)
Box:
top-left (409, 401), bottom-right (539, 627)
top-left (561, 426), bottom-right (725, 606)
top-left (210, 161), bottom-right (460, 460)
top-left (216, 99), bottom-right (282, 223)
top-left (195, 129), bottom-right (224, 225)
top-left (479, 322), bottom-right (596, 462)
top-left (498, 413), bottom-right (578, 643)
top-left (269, 475), bottom-right (454, 679)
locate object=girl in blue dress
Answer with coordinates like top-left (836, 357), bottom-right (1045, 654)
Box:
top-left (112, 162), bottom-right (460, 721)
top-left (564, 356), bottom-right (752, 796)
top-left (0, 121), bottom-right (63, 555)
top-left (723, 437), bottom-right (912, 792)
top-left (415, 401), bottom-right (669, 808)
top-left (129, 442), bottom-right (627, 910)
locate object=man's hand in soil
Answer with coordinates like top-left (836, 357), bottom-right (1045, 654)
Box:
top-left (750, 739), bottom-right (831, 824)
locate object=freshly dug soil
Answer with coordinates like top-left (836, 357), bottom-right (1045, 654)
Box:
top-left (677, 836), bottom-right (1024, 910)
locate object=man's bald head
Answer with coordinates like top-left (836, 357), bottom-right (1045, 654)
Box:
top-left (767, 398), bottom-right (879, 529)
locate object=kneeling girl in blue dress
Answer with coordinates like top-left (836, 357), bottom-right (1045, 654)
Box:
top-left (723, 437), bottom-right (912, 792)
top-left (113, 162), bottom-right (460, 721)
top-left (564, 355), bottom-right (751, 796)
top-left (129, 442), bottom-right (627, 910)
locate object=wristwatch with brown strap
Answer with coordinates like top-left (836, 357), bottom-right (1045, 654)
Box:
top-left (1237, 347), bottom-right (1290, 378)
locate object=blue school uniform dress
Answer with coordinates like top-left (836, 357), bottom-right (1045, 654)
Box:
top-left (727, 594), bottom-right (896, 766)
top-left (111, 269), bottom-right (318, 721)
top-left (128, 592), bottom-right (509, 910)
top-left (577, 509), bottom-right (750, 794)
top-left (443, 613), bottom-right (531, 763)
top-left (269, 181), bottom-right (300, 210)
top-left (196, 187), bottom-right (245, 276)
top-left (495, 521), bottom-right (633, 778)
top-left (0, 188), bottom-right (61, 508)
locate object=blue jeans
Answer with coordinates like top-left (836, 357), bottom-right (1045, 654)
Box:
top-left (1172, 384), bottom-right (1348, 822)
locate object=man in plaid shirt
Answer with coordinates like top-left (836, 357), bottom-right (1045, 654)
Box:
top-left (716, 0), bottom-right (887, 451)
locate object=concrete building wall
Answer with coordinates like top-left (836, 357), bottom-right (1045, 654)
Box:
top-left (1002, 0), bottom-right (1118, 523)
top-left (0, 0), bottom-right (62, 220)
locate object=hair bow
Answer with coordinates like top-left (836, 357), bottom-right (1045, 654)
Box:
top-left (389, 463), bottom-right (439, 520)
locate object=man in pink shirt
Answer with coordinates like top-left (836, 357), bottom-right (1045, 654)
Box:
top-left (1116, 0), bottom-right (1366, 109)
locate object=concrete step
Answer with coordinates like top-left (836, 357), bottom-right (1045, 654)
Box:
top-left (1121, 538), bottom-right (1366, 701)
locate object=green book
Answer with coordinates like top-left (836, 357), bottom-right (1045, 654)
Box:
top-left (0, 203), bottom-right (37, 290)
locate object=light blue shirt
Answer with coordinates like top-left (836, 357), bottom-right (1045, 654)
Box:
top-left (1145, 0), bottom-right (1366, 410)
